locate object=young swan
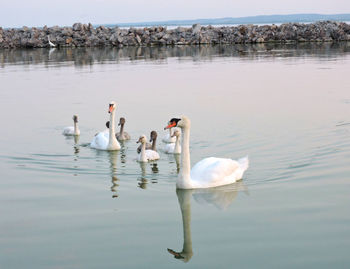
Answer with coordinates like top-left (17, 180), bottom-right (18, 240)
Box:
top-left (137, 130), bottom-right (157, 153)
top-left (164, 130), bottom-right (181, 154)
top-left (116, 117), bottom-right (131, 141)
top-left (165, 116), bottom-right (249, 189)
top-left (136, 134), bottom-right (160, 162)
top-left (62, 115), bottom-right (80, 136)
top-left (90, 101), bottom-right (121, 151)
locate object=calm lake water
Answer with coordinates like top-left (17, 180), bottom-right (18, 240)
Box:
top-left (1, 43), bottom-right (350, 268)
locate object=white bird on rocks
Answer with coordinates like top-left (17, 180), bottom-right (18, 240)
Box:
top-left (48, 36), bottom-right (56, 47)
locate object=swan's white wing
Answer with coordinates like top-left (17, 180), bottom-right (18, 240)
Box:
top-left (62, 126), bottom-right (74, 135)
top-left (90, 131), bottom-right (109, 150)
top-left (145, 150), bottom-right (160, 161)
top-left (164, 143), bottom-right (175, 153)
top-left (190, 157), bottom-right (242, 187)
top-left (162, 133), bottom-right (176, 143)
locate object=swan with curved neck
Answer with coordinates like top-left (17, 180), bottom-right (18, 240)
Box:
top-left (137, 131), bottom-right (157, 153)
top-left (116, 117), bottom-right (131, 141)
top-left (165, 116), bottom-right (248, 189)
top-left (164, 130), bottom-right (181, 154)
top-left (62, 115), bottom-right (80, 136)
top-left (136, 134), bottom-right (160, 162)
top-left (90, 101), bottom-right (121, 151)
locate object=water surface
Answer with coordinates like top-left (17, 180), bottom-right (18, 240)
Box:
top-left (1, 43), bottom-right (350, 268)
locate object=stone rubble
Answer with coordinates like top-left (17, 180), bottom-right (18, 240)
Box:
top-left (0, 21), bottom-right (349, 48)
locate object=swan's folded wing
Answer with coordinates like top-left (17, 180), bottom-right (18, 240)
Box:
top-left (62, 126), bottom-right (74, 135)
top-left (90, 131), bottom-right (109, 149)
top-left (145, 150), bottom-right (160, 160)
top-left (191, 157), bottom-right (239, 185)
top-left (164, 143), bottom-right (175, 153)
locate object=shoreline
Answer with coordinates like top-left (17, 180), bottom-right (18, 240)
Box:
top-left (0, 21), bottom-right (350, 49)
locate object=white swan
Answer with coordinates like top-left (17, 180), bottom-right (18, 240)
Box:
top-left (162, 126), bottom-right (176, 143)
top-left (164, 129), bottom-right (181, 154)
top-left (62, 115), bottom-right (80, 136)
top-left (137, 135), bottom-right (160, 162)
top-left (116, 117), bottom-right (131, 141)
top-left (90, 101), bottom-right (121, 151)
top-left (164, 116), bottom-right (249, 189)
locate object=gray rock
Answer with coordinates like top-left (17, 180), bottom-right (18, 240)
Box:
top-left (135, 35), bottom-right (141, 44)
top-left (192, 24), bottom-right (201, 34)
top-left (73, 23), bottom-right (83, 31)
top-left (0, 21), bottom-right (349, 48)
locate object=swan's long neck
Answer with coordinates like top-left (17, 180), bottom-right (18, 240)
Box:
top-left (151, 137), bottom-right (157, 151)
top-left (174, 135), bottom-right (181, 154)
top-left (178, 126), bottom-right (191, 188)
top-left (108, 109), bottom-right (119, 149)
top-left (74, 121), bottom-right (79, 135)
top-left (169, 127), bottom-right (172, 136)
top-left (119, 123), bottom-right (124, 136)
top-left (140, 142), bottom-right (147, 162)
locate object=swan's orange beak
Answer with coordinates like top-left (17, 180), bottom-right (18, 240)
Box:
top-left (164, 122), bottom-right (176, 130)
top-left (108, 104), bottom-right (113, 113)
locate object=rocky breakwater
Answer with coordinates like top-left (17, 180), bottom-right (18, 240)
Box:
top-left (1, 21), bottom-right (350, 48)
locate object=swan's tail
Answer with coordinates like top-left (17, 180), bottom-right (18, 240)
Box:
top-left (237, 156), bottom-right (249, 173)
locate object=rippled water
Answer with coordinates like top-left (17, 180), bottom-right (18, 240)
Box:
top-left (1, 43), bottom-right (350, 268)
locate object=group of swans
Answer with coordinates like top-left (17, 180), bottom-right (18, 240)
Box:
top-left (62, 101), bottom-right (249, 189)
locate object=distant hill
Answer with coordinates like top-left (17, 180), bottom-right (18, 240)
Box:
top-left (104, 14), bottom-right (350, 28)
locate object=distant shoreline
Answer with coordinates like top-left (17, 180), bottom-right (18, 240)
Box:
top-left (0, 21), bottom-right (349, 49)
top-left (105, 13), bottom-right (350, 28)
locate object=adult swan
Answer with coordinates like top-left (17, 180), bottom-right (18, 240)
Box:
top-left (164, 116), bottom-right (248, 189)
top-left (90, 101), bottom-right (121, 151)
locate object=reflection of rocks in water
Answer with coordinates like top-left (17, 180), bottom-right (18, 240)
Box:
top-left (168, 181), bottom-right (248, 263)
top-left (1, 43), bottom-right (349, 68)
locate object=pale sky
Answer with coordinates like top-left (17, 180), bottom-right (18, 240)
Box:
top-left (0, 0), bottom-right (349, 28)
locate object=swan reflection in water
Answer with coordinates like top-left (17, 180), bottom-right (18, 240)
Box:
top-left (168, 181), bottom-right (248, 262)
top-left (138, 162), bottom-right (159, 189)
top-left (108, 150), bottom-right (119, 198)
top-left (64, 135), bottom-right (80, 176)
